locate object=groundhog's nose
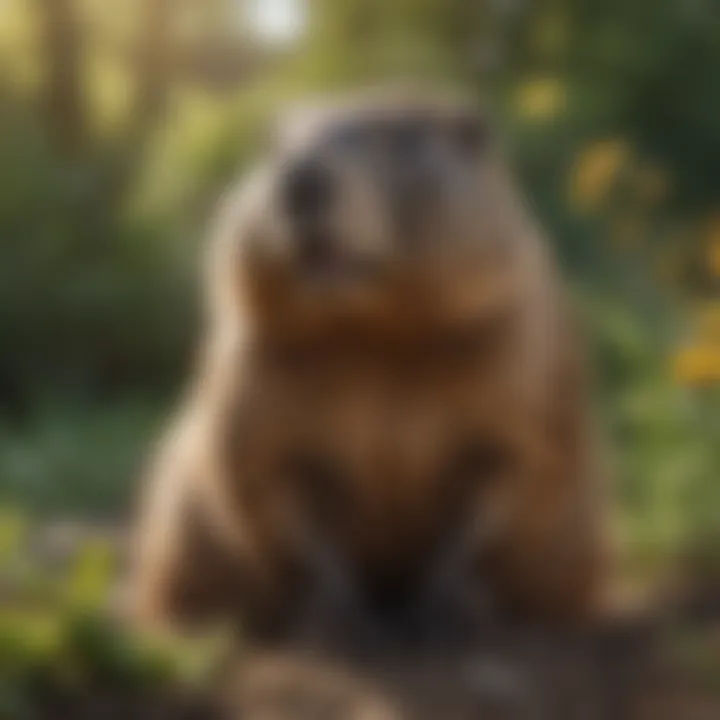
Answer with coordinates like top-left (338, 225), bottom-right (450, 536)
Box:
top-left (282, 159), bottom-right (333, 222)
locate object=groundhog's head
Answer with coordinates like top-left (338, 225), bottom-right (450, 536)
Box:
top-left (211, 89), bottom-right (545, 341)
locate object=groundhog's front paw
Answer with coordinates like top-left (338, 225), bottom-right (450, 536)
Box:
top-left (408, 578), bottom-right (493, 649)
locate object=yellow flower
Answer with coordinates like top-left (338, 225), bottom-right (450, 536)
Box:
top-left (515, 78), bottom-right (566, 122)
top-left (569, 140), bottom-right (629, 212)
top-left (672, 342), bottom-right (720, 385)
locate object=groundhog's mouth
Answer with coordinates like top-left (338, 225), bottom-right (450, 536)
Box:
top-left (296, 229), bottom-right (379, 285)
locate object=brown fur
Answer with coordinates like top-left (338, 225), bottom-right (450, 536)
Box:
top-left (132, 90), bottom-right (608, 642)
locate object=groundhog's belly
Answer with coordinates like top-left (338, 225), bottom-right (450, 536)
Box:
top-left (239, 352), bottom-right (529, 579)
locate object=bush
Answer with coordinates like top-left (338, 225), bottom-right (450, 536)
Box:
top-left (0, 401), bottom-right (164, 516)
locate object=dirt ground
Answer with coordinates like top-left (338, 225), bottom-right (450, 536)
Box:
top-left (35, 617), bottom-right (720, 720)
top-left (20, 523), bottom-right (720, 720)
top-left (225, 619), bottom-right (720, 720)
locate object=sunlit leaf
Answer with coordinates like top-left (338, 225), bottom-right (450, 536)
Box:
top-left (569, 140), bottom-right (629, 212)
top-left (0, 509), bottom-right (27, 564)
top-left (514, 78), bottom-right (566, 121)
top-left (87, 51), bottom-right (134, 136)
top-left (0, 611), bottom-right (63, 664)
top-left (65, 541), bottom-right (114, 610)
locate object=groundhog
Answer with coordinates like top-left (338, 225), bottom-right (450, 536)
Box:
top-left (132, 88), bottom-right (608, 646)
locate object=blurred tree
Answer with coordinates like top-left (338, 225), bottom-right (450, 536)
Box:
top-left (34, 0), bottom-right (87, 154)
top-left (130, 0), bottom-right (175, 136)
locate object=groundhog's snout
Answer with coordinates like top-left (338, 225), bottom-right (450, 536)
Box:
top-left (279, 157), bottom-right (349, 275)
top-left (282, 158), bottom-right (333, 223)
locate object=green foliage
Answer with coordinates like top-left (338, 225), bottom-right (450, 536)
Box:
top-left (0, 401), bottom-right (163, 515)
top-left (0, 513), bottom-right (228, 716)
top-left (0, 109), bottom-right (186, 410)
top-left (583, 289), bottom-right (720, 577)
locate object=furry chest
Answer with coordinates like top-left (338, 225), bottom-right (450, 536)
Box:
top-left (261, 354), bottom-right (509, 483)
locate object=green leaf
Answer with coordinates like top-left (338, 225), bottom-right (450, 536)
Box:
top-left (0, 509), bottom-right (27, 565)
top-left (64, 541), bottom-right (114, 610)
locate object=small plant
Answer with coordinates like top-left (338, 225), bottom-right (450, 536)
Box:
top-left (0, 509), bottom-right (229, 718)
